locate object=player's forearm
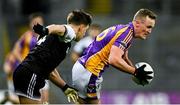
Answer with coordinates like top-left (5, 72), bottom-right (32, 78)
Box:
top-left (124, 57), bottom-right (134, 67)
top-left (120, 59), bottom-right (136, 74)
top-left (109, 46), bottom-right (136, 74)
top-left (49, 69), bottom-right (66, 89)
top-left (109, 57), bottom-right (135, 75)
top-left (46, 24), bottom-right (65, 36)
top-left (122, 51), bottom-right (134, 67)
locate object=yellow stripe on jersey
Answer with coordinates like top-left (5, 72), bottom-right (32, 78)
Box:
top-left (119, 29), bottom-right (133, 50)
top-left (21, 32), bottom-right (32, 59)
top-left (87, 93), bottom-right (97, 98)
top-left (85, 26), bottom-right (128, 76)
top-left (123, 29), bottom-right (133, 43)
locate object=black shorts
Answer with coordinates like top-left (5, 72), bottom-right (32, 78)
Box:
top-left (13, 64), bottom-right (45, 101)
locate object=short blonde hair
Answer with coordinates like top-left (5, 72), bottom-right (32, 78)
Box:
top-left (133, 8), bottom-right (157, 20)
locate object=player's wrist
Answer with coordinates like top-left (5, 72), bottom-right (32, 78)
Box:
top-left (62, 84), bottom-right (70, 92)
top-left (43, 27), bottom-right (49, 35)
top-left (134, 68), bottom-right (138, 76)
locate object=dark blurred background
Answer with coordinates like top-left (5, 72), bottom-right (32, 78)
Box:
top-left (0, 0), bottom-right (180, 104)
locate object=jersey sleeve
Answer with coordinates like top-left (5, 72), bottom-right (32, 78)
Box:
top-left (113, 28), bottom-right (133, 51)
top-left (63, 25), bottom-right (76, 43)
top-left (114, 40), bottom-right (127, 51)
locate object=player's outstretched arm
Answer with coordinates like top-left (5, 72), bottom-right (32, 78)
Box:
top-left (46, 24), bottom-right (65, 36)
top-left (49, 69), bottom-right (78, 103)
top-left (33, 24), bottom-right (75, 43)
top-left (49, 69), bottom-right (66, 88)
top-left (33, 23), bottom-right (65, 37)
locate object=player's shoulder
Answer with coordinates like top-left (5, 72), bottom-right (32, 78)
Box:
top-left (19, 30), bottom-right (33, 40)
top-left (22, 30), bottom-right (33, 36)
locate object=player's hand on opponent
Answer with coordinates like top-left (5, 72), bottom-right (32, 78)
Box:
top-left (33, 23), bottom-right (49, 38)
top-left (134, 65), bottom-right (153, 85)
top-left (62, 84), bottom-right (78, 103)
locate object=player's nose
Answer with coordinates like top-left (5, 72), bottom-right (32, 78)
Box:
top-left (147, 29), bottom-right (152, 34)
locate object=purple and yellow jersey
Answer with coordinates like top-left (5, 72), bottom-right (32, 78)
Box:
top-left (79, 22), bottom-right (135, 76)
top-left (18, 31), bottom-right (37, 59)
top-left (4, 52), bottom-right (20, 72)
top-left (4, 31), bottom-right (37, 72)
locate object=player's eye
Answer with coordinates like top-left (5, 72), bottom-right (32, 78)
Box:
top-left (147, 26), bottom-right (152, 29)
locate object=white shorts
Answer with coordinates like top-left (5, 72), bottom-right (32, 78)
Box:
top-left (72, 61), bottom-right (103, 99)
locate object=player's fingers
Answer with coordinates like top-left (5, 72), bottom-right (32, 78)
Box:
top-left (67, 96), bottom-right (71, 103)
top-left (69, 94), bottom-right (76, 103)
top-left (146, 71), bottom-right (153, 74)
top-left (143, 80), bottom-right (149, 85)
top-left (146, 75), bottom-right (153, 79)
top-left (72, 94), bottom-right (78, 102)
top-left (140, 65), bottom-right (146, 69)
top-left (73, 91), bottom-right (78, 95)
top-left (73, 94), bottom-right (78, 103)
top-left (72, 92), bottom-right (78, 99)
top-left (71, 91), bottom-right (78, 99)
top-left (75, 94), bottom-right (79, 100)
top-left (72, 97), bottom-right (76, 103)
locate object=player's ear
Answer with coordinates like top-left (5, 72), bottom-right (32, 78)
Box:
top-left (77, 25), bottom-right (82, 32)
top-left (135, 20), bottom-right (141, 28)
top-left (79, 24), bottom-right (85, 31)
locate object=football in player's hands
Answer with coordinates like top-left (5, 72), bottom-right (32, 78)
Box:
top-left (132, 62), bottom-right (154, 86)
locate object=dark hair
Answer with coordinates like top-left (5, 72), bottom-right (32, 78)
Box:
top-left (67, 10), bottom-right (92, 26)
top-left (28, 12), bottom-right (44, 23)
top-left (133, 8), bottom-right (157, 20)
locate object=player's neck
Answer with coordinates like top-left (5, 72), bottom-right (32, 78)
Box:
top-left (68, 24), bottom-right (79, 35)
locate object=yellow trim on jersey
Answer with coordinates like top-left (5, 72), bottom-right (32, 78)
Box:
top-left (85, 26), bottom-right (128, 76)
top-left (123, 29), bottom-right (133, 43)
top-left (119, 29), bottom-right (133, 50)
top-left (87, 93), bottom-right (97, 98)
top-left (21, 32), bottom-right (32, 59)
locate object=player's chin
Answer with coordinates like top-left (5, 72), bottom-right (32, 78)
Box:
top-left (143, 37), bottom-right (147, 40)
top-left (141, 36), bottom-right (147, 40)
top-left (74, 37), bottom-right (80, 42)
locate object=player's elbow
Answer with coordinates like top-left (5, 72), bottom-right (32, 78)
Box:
top-left (108, 56), bottom-right (119, 65)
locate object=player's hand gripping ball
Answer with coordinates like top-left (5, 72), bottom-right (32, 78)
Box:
top-left (132, 62), bottom-right (154, 86)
